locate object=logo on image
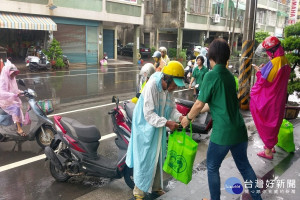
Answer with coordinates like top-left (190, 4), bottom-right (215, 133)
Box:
top-left (225, 177), bottom-right (244, 194)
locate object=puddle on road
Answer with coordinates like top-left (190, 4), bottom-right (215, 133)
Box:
top-left (68, 176), bottom-right (112, 188)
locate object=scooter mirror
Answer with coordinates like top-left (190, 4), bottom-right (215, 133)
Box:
top-left (112, 96), bottom-right (119, 104)
top-left (18, 79), bottom-right (26, 87)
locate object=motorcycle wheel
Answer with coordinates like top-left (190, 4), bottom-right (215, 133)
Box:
top-left (35, 126), bottom-right (56, 148)
top-left (49, 161), bottom-right (70, 182)
top-left (46, 63), bottom-right (51, 70)
top-left (29, 63), bottom-right (38, 72)
top-left (124, 166), bottom-right (134, 189)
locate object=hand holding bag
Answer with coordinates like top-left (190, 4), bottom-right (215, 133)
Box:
top-left (163, 123), bottom-right (198, 184)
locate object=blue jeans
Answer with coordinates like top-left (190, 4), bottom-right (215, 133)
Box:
top-left (207, 141), bottom-right (262, 200)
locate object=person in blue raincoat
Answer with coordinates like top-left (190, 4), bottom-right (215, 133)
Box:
top-left (126, 61), bottom-right (185, 200)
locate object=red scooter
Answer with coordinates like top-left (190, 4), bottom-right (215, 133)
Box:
top-left (44, 96), bottom-right (134, 189)
top-left (175, 98), bottom-right (212, 137)
top-left (121, 96), bottom-right (212, 140)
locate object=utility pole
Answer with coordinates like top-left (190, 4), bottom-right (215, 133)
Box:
top-left (238, 0), bottom-right (257, 110)
top-left (230, 0), bottom-right (239, 52)
top-left (228, 7), bottom-right (233, 44)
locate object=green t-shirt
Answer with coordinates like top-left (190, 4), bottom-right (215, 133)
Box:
top-left (192, 66), bottom-right (208, 88)
top-left (198, 64), bottom-right (247, 145)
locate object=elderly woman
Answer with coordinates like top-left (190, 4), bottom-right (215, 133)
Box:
top-left (0, 61), bottom-right (25, 136)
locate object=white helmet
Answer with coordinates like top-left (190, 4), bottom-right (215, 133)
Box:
top-left (193, 48), bottom-right (201, 53)
top-left (159, 46), bottom-right (167, 53)
top-left (140, 63), bottom-right (155, 78)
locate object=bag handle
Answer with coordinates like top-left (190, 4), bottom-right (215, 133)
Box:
top-left (189, 122), bottom-right (193, 139)
top-left (181, 122), bottom-right (193, 139)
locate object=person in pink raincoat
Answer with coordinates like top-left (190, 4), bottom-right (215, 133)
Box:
top-left (0, 61), bottom-right (25, 136)
top-left (250, 36), bottom-right (291, 159)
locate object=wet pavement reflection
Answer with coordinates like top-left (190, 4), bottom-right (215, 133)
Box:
top-left (17, 65), bottom-right (140, 107)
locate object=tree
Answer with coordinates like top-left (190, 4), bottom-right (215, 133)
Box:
top-left (282, 22), bottom-right (300, 96)
top-left (43, 38), bottom-right (65, 68)
top-left (254, 31), bottom-right (270, 48)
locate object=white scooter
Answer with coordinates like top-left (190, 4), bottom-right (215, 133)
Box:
top-left (0, 80), bottom-right (56, 149)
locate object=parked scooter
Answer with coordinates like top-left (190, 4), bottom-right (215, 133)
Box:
top-left (44, 96), bottom-right (134, 189)
top-left (184, 61), bottom-right (194, 84)
top-left (0, 80), bottom-right (56, 148)
top-left (175, 97), bottom-right (212, 139)
top-left (25, 50), bottom-right (51, 72)
top-left (122, 94), bottom-right (212, 141)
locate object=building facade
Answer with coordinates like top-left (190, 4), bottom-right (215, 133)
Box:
top-left (0, 0), bottom-right (144, 64)
top-left (136, 0), bottom-right (290, 56)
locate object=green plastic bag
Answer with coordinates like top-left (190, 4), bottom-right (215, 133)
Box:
top-left (277, 119), bottom-right (295, 153)
top-left (163, 123), bottom-right (198, 184)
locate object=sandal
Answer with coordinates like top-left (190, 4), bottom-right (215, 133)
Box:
top-left (133, 195), bottom-right (144, 200)
top-left (257, 151), bottom-right (273, 160)
top-left (264, 146), bottom-right (276, 153)
top-left (17, 131), bottom-right (27, 137)
top-left (151, 189), bottom-right (166, 198)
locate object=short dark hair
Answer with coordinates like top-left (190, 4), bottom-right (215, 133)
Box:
top-left (196, 56), bottom-right (204, 65)
top-left (208, 38), bottom-right (230, 65)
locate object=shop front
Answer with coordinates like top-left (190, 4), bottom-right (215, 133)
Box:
top-left (0, 12), bottom-right (57, 62)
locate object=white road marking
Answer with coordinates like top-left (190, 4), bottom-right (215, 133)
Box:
top-left (0, 88), bottom-right (191, 172)
top-left (0, 133), bottom-right (117, 173)
top-left (47, 103), bottom-right (116, 117)
top-left (47, 89), bottom-right (190, 117)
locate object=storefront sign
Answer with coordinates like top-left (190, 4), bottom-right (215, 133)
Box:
top-left (288, 0), bottom-right (299, 25)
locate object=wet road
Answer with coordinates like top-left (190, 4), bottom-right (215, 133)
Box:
top-left (0, 63), bottom-right (197, 200)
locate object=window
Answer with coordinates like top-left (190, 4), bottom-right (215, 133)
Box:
top-left (212, 3), bottom-right (224, 17)
top-left (256, 11), bottom-right (264, 24)
top-left (190, 0), bottom-right (208, 14)
top-left (267, 11), bottom-right (277, 26)
top-left (146, 0), bottom-right (153, 14)
top-left (162, 0), bottom-right (171, 13)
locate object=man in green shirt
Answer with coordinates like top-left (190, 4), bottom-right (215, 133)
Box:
top-left (181, 39), bottom-right (262, 200)
top-left (189, 56), bottom-right (208, 97)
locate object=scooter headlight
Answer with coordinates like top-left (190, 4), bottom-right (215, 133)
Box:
top-left (27, 89), bottom-right (37, 98)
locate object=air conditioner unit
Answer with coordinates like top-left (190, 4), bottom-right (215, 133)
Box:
top-left (213, 14), bottom-right (221, 23)
top-left (256, 22), bottom-right (261, 29)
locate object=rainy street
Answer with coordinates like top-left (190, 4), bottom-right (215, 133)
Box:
top-left (0, 62), bottom-right (204, 200)
top-left (1, 60), bottom-right (300, 200)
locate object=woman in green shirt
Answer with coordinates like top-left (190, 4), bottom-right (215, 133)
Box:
top-left (181, 39), bottom-right (262, 200)
top-left (189, 56), bottom-right (208, 98)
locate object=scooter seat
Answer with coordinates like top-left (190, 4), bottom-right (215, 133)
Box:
top-left (175, 98), bottom-right (194, 108)
top-left (61, 117), bottom-right (101, 143)
top-left (124, 101), bottom-right (135, 121)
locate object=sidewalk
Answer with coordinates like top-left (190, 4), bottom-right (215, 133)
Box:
top-left (159, 114), bottom-right (300, 200)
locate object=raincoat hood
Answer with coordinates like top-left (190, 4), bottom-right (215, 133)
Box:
top-left (0, 61), bottom-right (21, 108)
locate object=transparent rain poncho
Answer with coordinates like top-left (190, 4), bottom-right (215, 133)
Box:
top-left (0, 61), bottom-right (24, 123)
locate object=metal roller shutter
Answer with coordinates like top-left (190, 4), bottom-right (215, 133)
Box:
top-left (54, 24), bottom-right (86, 63)
top-left (86, 26), bottom-right (98, 65)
